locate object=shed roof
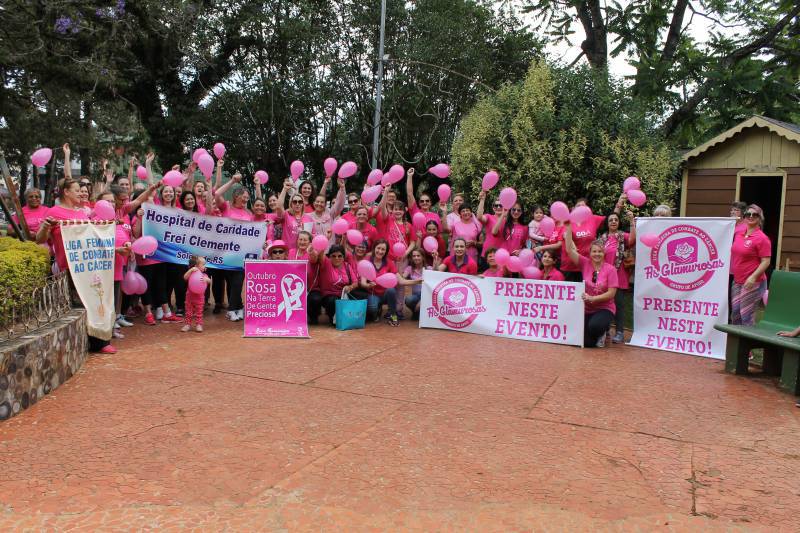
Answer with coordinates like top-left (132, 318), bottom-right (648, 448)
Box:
top-left (682, 115), bottom-right (800, 162)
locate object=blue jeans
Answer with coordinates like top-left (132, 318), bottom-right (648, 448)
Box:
top-left (367, 288), bottom-right (397, 318)
top-left (405, 293), bottom-right (421, 314)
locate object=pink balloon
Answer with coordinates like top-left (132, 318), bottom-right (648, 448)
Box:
top-left (132, 236), bottom-right (158, 256)
top-left (31, 148), bottom-right (52, 167)
top-left (162, 170), bottom-right (184, 188)
top-left (391, 242), bottom-right (406, 258)
top-left (550, 201), bottom-right (570, 222)
top-left (570, 205), bottom-right (592, 225)
top-left (494, 248), bottom-right (510, 266)
top-left (522, 266), bottom-right (543, 280)
top-left (255, 170), bottom-right (269, 184)
top-left (192, 148), bottom-right (209, 164)
top-left (188, 271), bottom-right (207, 294)
top-left (380, 174), bottom-right (393, 187)
top-left (539, 216), bottom-right (555, 237)
top-left (361, 185), bottom-right (382, 204)
top-left (198, 153), bottom-right (214, 179)
top-left (376, 272), bottom-right (398, 289)
top-left (132, 272), bottom-right (147, 295)
top-left (332, 218), bottom-right (349, 235)
top-left (346, 229), bottom-right (364, 246)
top-left (338, 161), bottom-right (358, 179)
top-left (213, 142), bottom-right (226, 159)
top-left (324, 157), bottom-right (338, 178)
top-left (290, 160), bottom-right (305, 181)
top-left (92, 200), bottom-right (115, 220)
top-left (367, 169), bottom-right (383, 186)
top-left (628, 189), bottom-right (647, 207)
top-left (312, 235), bottom-right (329, 253)
top-left (507, 256), bottom-right (523, 273)
top-left (136, 165), bottom-right (148, 180)
top-left (437, 184), bottom-right (451, 203)
top-left (388, 164), bottom-right (405, 182)
top-left (357, 259), bottom-right (377, 282)
top-left (428, 163), bottom-right (450, 179)
top-left (498, 187), bottom-right (517, 210)
top-left (423, 236), bottom-right (438, 254)
top-left (481, 170), bottom-right (499, 191)
top-left (640, 233), bottom-right (659, 248)
top-left (121, 270), bottom-right (140, 295)
top-left (623, 176), bottom-right (641, 193)
top-left (412, 212), bottom-right (427, 230)
top-left (519, 248), bottom-right (535, 267)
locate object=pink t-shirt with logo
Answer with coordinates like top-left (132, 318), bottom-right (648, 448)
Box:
top-left (481, 214), bottom-right (505, 256)
top-left (603, 232), bottom-right (631, 290)
top-left (376, 211), bottom-right (413, 259)
top-left (318, 258), bottom-right (356, 297)
top-left (560, 215), bottom-right (605, 271)
top-left (282, 211), bottom-right (313, 249)
top-left (501, 222), bottom-right (527, 254)
top-left (580, 255), bottom-right (618, 314)
top-left (731, 228), bottom-right (771, 285)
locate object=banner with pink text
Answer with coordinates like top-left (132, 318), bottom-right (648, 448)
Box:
top-left (244, 260), bottom-right (309, 338)
top-left (629, 217), bottom-right (735, 359)
top-left (420, 270), bottom-right (584, 346)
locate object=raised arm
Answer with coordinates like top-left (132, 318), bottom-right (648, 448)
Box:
top-left (214, 173), bottom-right (242, 207)
top-left (614, 193), bottom-right (626, 215)
top-left (126, 183), bottom-right (158, 213)
top-left (252, 174), bottom-right (263, 200)
top-left (625, 211), bottom-right (637, 246)
top-left (127, 154), bottom-right (136, 183)
top-left (440, 202), bottom-right (450, 234)
top-left (331, 179), bottom-right (346, 218)
top-left (563, 221), bottom-right (580, 266)
top-left (63, 144), bottom-right (72, 179)
top-left (405, 168), bottom-right (416, 208)
top-left (214, 158), bottom-right (223, 191)
top-left (274, 179), bottom-right (292, 218)
top-left (377, 183), bottom-right (391, 218)
top-left (492, 209), bottom-right (506, 236)
top-left (145, 152), bottom-right (156, 185)
top-left (476, 190), bottom-right (487, 220)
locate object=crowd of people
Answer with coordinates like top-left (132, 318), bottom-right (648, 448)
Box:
top-left (8, 145), bottom-right (787, 355)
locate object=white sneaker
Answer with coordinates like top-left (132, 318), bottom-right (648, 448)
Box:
top-left (116, 315), bottom-right (134, 327)
top-left (237, 309), bottom-right (245, 320)
top-left (112, 329), bottom-right (125, 339)
top-left (596, 334), bottom-right (606, 348)
top-left (226, 311), bottom-right (237, 321)
top-left (155, 307), bottom-right (164, 320)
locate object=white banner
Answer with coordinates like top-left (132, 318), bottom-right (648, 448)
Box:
top-left (629, 217), bottom-right (735, 359)
top-left (61, 221), bottom-right (116, 341)
top-left (420, 270), bottom-right (584, 346)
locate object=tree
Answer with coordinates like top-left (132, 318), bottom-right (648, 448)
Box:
top-left (450, 62), bottom-right (678, 214)
top-left (523, 0), bottom-right (800, 143)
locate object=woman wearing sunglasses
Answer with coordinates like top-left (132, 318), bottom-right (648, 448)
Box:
top-left (405, 167), bottom-right (441, 228)
top-left (599, 211), bottom-right (636, 343)
top-left (9, 188), bottom-right (48, 239)
top-left (276, 179), bottom-right (313, 249)
top-left (308, 244), bottom-right (360, 326)
top-left (730, 205), bottom-right (771, 326)
top-left (563, 220), bottom-right (618, 348)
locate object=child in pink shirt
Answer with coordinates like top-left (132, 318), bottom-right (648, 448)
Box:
top-left (182, 256), bottom-right (211, 332)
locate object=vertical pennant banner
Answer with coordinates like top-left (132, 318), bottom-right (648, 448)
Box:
top-left (420, 270), bottom-right (585, 346)
top-left (244, 260), bottom-right (309, 338)
top-left (61, 222), bottom-right (116, 340)
top-left (629, 217), bottom-right (735, 359)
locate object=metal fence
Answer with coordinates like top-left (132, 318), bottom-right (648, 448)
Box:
top-left (1, 272), bottom-right (72, 340)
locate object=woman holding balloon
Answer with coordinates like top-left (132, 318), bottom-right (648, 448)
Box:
top-left (599, 211), bottom-right (636, 343)
top-left (308, 179), bottom-right (346, 240)
top-left (405, 168), bottom-right (441, 228)
top-left (554, 197), bottom-right (621, 282)
top-left (481, 249), bottom-right (508, 278)
top-left (477, 190), bottom-right (506, 269)
top-left (563, 220), bottom-right (619, 348)
top-left (276, 179), bottom-right (313, 249)
top-left (182, 256), bottom-right (211, 333)
top-left (358, 239), bottom-right (400, 326)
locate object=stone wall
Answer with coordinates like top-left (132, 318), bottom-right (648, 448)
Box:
top-left (0, 310), bottom-right (87, 421)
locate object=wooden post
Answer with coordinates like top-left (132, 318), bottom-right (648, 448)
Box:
top-left (0, 155), bottom-right (30, 239)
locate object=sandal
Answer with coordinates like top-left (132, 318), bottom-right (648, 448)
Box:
top-left (387, 314), bottom-right (399, 327)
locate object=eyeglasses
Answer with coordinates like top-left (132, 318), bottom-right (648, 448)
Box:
top-left (270, 250), bottom-right (286, 255)
top-left (743, 212), bottom-right (759, 219)
top-left (291, 200), bottom-right (304, 205)
top-left (510, 208), bottom-right (522, 213)
top-left (348, 198), bottom-right (359, 204)
top-left (329, 253), bottom-right (344, 258)
top-left (492, 203), bottom-right (502, 209)
top-left (592, 271), bottom-right (598, 284)
top-left (419, 199), bottom-right (431, 204)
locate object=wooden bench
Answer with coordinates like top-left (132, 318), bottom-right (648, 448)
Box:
top-left (715, 270), bottom-right (800, 395)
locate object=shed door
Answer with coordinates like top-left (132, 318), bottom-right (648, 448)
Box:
top-left (739, 175), bottom-right (783, 272)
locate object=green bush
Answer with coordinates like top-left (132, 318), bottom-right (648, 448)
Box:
top-left (450, 61), bottom-right (680, 215)
top-left (0, 237), bottom-right (51, 325)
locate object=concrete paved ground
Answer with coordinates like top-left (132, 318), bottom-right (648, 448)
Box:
top-left (1, 316), bottom-right (798, 531)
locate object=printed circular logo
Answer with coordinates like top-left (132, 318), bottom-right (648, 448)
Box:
top-left (646, 224), bottom-right (725, 291)
top-left (427, 276), bottom-right (486, 329)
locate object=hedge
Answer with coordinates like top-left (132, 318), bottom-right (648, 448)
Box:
top-left (0, 237), bottom-right (51, 325)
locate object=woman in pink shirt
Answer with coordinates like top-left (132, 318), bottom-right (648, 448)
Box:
top-left (297, 180), bottom-right (318, 214)
top-left (348, 206), bottom-right (379, 249)
top-left (494, 202), bottom-right (527, 255)
top-left (442, 203), bottom-right (483, 261)
top-left (213, 174), bottom-right (253, 321)
top-left (9, 188), bottom-right (48, 239)
top-left (405, 167), bottom-right (441, 228)
top-left (481, 249), bottom-right (507, 278)
top-left (730, 204), bottom-right (771, 326)
top-left (559, 197), bottom-right (623, 282)
top-left (436, 238), bottom-right (478, 275)
top-left (599, 211), bottom-right (636, 343)
top-left (276, 179), bottom-right (313, 249)
top-left (398, 249), bottom-right (430, 319)
top-left (539, 250), bottom-right (565, 282)
top-left (288, 231), bottom-right (320, 291)
top-left (307, 244), bottom-right (360, 326)
top-left (564, 220), bottom-right (619, 348)
top-left (359, 239), bottom-right (400, 325)
top-left (477, 191), bottom-right (505, 269)
top-left (308, 179), bottom-right (345, 240)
